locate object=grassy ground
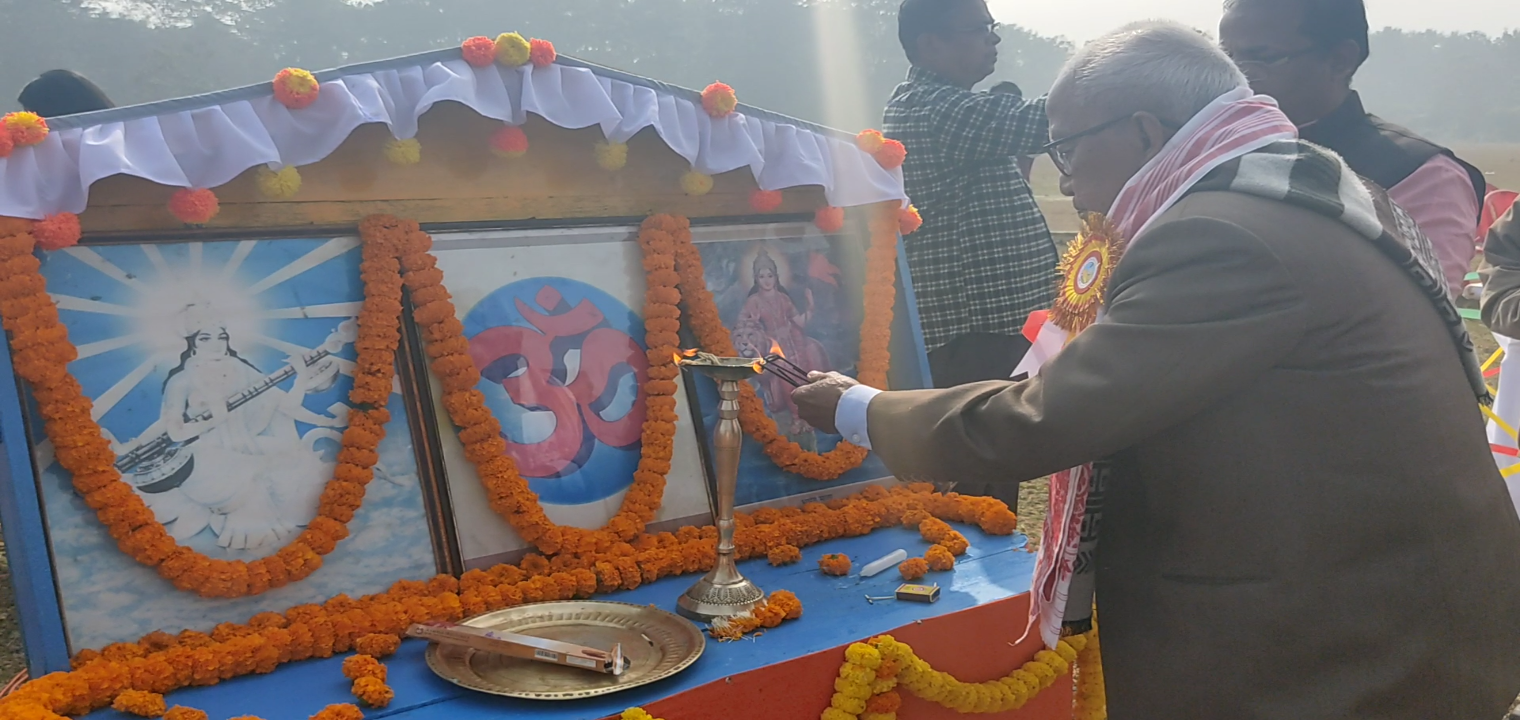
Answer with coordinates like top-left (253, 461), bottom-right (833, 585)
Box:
top-left (0, 144), bottom-right (1515, 697)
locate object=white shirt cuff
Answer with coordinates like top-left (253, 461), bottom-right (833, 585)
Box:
top-left (835, 384), bottom-right (882, 450)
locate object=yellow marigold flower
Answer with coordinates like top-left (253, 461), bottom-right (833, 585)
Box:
top-left (1035, 649), bottom-right (1070, 677)
top-left (680, 170), bottom-right (713, 196)
top-left (164, 707), bottom-right (208, 720)
top-left (869, 677), bottom-right (898, 695)
top-left (829, 693), bottom-right (866, 715)
top-left (1054, 640), bottom-right (1080, 664)
top-left (839, 663), bottom-right (875, 685)
top-left (384, 138), bottom-right (421, 165)
top-left (3, 111), bottom-right (49, 146)
top-left (255, 166), bottom-right (302, 199)
top-left (820, 709), bottom-right (856, 720)
top-left (495, 32), bottom-right (532, 67)
top-left (844, 642), bottom-right (881, 669)
top-left (595, 141), bottom-right (628, 170)
top-left (833, 676), bottom-right (872, 700)
top-left (1024, 658), bottom-right (1057, 685)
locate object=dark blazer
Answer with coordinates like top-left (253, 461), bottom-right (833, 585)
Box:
top-left (867, 191), bottom-right (1520, 718)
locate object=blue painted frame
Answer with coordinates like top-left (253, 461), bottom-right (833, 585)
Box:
top-left (0, 334), bottom-right (72, 675)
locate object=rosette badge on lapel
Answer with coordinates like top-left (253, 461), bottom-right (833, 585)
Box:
top-left (1051, 213), bottom-right (1126, 334)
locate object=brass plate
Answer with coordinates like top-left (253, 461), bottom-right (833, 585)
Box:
top-left (423, 600), bottom-right (706, 700)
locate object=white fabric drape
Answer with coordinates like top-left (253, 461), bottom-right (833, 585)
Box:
top-left (0, 55), bottom-right (906, 219)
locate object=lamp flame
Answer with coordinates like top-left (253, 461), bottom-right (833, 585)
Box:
top-left (769, 340), bottom-right (785, 358)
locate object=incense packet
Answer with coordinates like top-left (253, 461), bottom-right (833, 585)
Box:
top-left (406, 622), bottom-right (628, 676)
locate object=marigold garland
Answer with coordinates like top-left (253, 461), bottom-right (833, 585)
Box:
top-left (383, 138), bottom-right (421, 166)
top-left (353, 634), bottom-right (400, 658)
top-left (622, 708), bottom-right (665, 720)
top-left (0, 215), bottom-right (411, 598)
top-left (0, 130), bottom-right (14, 159)
top-left (701, 82), bottom-right (738, 118)
top-left (32, 213), bottom-right (81, 251)
top-left (460, 36), bottom-right (497, 67)
top-left (856, 130), bottom-right (886, 154)
top-left (898, 206), bottom-right (922, 236)
top-left (767, 544), bottom-right (802, 566)
top-left (0, 484), bottom-right (1016, 720)
top-left (874, 140), bottom-right (907, 170)
top-left (665, 207), bottom-right (898, 479)
top-left (1074, 621), bottom-right (1107, 720)
top-left (709, 590), bottom-right (803, 640)
top-left (823, 632), bottom-right (1089, 720)
top-left (167, 189), bottom-right (220, 225)
top-left (272, 69), bottom-right (320, 109)
top-left (4, 111), bottom-right (49, 147)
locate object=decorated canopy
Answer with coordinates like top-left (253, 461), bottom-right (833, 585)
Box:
top-left (0, 45), bottom-right (908, 221)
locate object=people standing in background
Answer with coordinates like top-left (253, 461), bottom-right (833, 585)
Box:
top-left (1478, 202), bottom-right (1520, 516)
top-left (18, 70), bottom-right (114, 118)
top-left (1219, 0), bottom-right (1485, 299)
top-left (884, 0), bottom-right (1059, 513)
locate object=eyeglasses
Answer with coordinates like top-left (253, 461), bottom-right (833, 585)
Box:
top-left (1226, 46), bottom-right (1319, 73)
top-left (1042, 115), bottom-right (1136, 176)
top-left (938, 21), bottom-right (1002, 38)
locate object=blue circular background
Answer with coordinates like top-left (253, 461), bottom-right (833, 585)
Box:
top-left (462, 276), bottom-right (647, 506)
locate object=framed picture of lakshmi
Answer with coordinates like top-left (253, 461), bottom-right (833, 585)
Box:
top-left (682, 220), bottom-right (932, 509)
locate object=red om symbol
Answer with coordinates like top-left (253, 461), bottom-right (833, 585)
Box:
top-left (468, 285), bottom-right (649, 478)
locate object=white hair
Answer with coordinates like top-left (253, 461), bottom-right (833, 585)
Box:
top-left (1055, 20), bottom-right (1248, 125)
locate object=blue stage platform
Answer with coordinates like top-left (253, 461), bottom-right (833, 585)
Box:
top-left (82, 526), bottom-right (1036, 720)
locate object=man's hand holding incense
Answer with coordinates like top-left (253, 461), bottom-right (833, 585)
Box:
top-left (791, 371), bottom-right (859, 435)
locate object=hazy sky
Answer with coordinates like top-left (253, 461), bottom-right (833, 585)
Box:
top-left (991, 0), bottom-right (1519, 42)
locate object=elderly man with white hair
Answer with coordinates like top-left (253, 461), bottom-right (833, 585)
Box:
top-left (794, 20), bottom-right (1520, 718)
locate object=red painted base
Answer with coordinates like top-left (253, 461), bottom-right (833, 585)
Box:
top-left (632, 593), bottom-right (1072, 720)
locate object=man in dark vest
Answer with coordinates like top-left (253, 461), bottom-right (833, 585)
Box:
top-left (1220, 0), bottom-right (1486, 299)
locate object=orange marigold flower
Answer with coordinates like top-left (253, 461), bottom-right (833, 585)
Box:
top-left (352, 676), bottom-right (393, 707)
top-left (272, 68), bottom-right (320, 109)
top-left (767, 544), bottom-right (802, 566)
top-left (898, 557), bottom-right (929, 581)
top-left (701, 82), bottom-right (738, 118)
top-left (354, 633), bottom-right (401, 658)
top-left (866, 690), bottom-right (902, 714)
top-left (818, 553), bottom-right (851, 576)
top-left (164, 707), bottom-right (208, 720)
top-left (749, 189), bottom-right (783, 213)
top-left (529, 38), bottom-right (557, 67)
top-left (489, 125), bottom-right (529, 159)
top-left (112, 689), bottom-right (168, 717)
top-left (310, 704), bottom-right (364, 720)
top-left (899, 205), bottom-right (923, 235)
top-left (341, 654), bottom-right (386, 681)
top-left (461, 36), bottom-right (497, 67)
top-left (855, 129), bottom-right (886, 154)
top-left (168, 188), bottom-right (219, 225)
top-left (0, 128), bottom-right (13, 158)
top-left (32, 213), bottom-right (80, 251)
top-left (926, 544), bottom-right (956, 572)
top-left (874, 138), bottom-right (907, 169)
top-left (4, 111), bottom-right (49, 147)
top-left (814, 206), bottom-right (845, 234)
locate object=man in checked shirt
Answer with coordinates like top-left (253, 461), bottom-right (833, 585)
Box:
top-left (886, 0), bottom-right (1056, 509)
